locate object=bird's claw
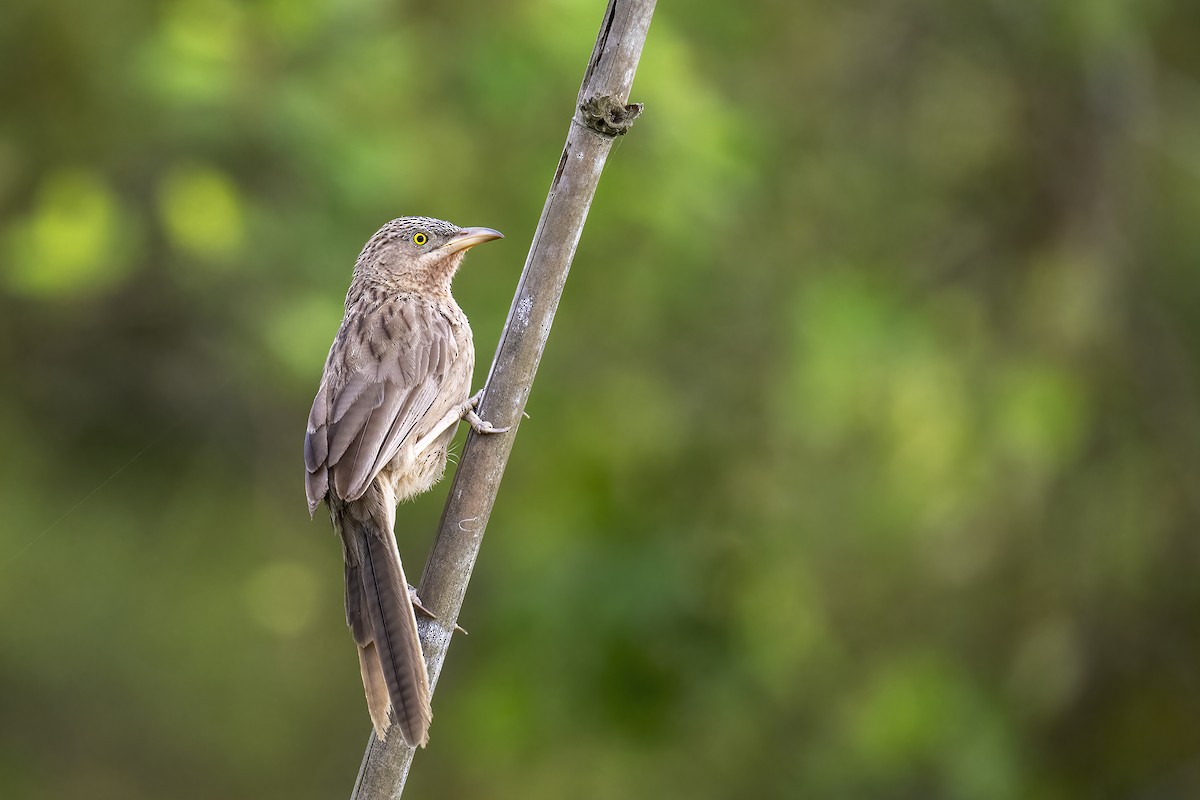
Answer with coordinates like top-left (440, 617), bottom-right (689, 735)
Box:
top-left (464, 408), bottom-right (510, 435)
top-left (407, 585), bottom-right (467, 634)
top-left (406, 585), bottom-right (436, 618)
top-left (461, 390), bottom-right (509, 434)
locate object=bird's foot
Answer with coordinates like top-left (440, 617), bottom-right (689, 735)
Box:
top-left (465, 409), bottom-right (510, 435)
top-left (406, 585), bottom-right (436, 618)
top-left (461, 390), bottom-right (510, 434)
top-left (407, 585), bottom-right (467, 634)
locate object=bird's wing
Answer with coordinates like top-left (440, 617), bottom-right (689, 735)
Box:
top-left (305, 300), bottom-right (460, 510)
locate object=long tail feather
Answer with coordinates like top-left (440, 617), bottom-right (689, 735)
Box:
top-left (336, 499), bottom-right (432, 747)
top-left (357, 641), bottom-right (392, 737)
top-left (361, 529), bottom-right (432, 746)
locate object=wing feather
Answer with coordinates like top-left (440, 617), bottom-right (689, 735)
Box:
top-left (328, 382), bottom-right (387, 467)
top-left (304, 298), bottom-right (463, 508)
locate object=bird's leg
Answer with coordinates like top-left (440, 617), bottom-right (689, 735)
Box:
top-left (407, 584), bottom-right (467, 634)
top-left (411, 405), bottom-right (470, 456)
top-left (409, 393), bottom-right (509, 459)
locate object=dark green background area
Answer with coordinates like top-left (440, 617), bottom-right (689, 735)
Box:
top-left (2, 1), bottom-right (1199, 797)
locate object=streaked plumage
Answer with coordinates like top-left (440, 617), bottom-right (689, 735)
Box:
top-left (304, 216), bottom-right (503, 747)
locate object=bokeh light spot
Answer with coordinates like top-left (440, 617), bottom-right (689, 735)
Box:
top-left (3, 168), bottom-right (132, 298)
top-left (158, 163), bottom-right (245, 262)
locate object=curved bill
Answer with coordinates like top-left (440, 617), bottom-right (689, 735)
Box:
top-left (441, 226), bottom-right (504, 255)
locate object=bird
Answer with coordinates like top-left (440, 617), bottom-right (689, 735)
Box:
top-left (303, 216), bottom-right (507, 747)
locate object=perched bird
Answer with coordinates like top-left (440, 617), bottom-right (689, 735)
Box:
top-left (304, 216), bottom-right (506, 747)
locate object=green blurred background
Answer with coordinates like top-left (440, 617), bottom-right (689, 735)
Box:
top-left (2, 0), bottom-right (1199, 797)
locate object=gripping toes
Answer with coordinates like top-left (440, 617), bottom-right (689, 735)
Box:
top-left (407, 585), bottom-right (467, 634)
top-left (465, 409), bottom-right (510, 435)
top-left (461, 389), bottom-right (510, 434)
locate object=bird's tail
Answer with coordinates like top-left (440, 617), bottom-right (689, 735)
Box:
top-left (333, 495), bottom-right (432, 747)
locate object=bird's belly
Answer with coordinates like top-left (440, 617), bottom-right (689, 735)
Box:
top-left (384, 423), bottom-right (459, 502)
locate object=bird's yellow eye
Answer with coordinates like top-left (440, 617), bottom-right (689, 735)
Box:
top-left (412, 232), bottom-right (428, 246)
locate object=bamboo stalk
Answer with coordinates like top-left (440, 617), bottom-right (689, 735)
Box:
top-left (350, 1), bottom-right (656, 796)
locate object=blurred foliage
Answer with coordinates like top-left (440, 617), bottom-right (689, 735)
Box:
top-left (2, 0), bottom-right (1200, 798)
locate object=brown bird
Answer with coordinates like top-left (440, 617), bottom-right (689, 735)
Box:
top-left (304, 216), bottom-right (506, 747)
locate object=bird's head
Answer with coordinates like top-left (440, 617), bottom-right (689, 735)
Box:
top-left (354, 215), bottom-right (504, 293)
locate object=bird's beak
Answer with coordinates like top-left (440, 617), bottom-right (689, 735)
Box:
top-left (441, 226), bottom-right (504, 255)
